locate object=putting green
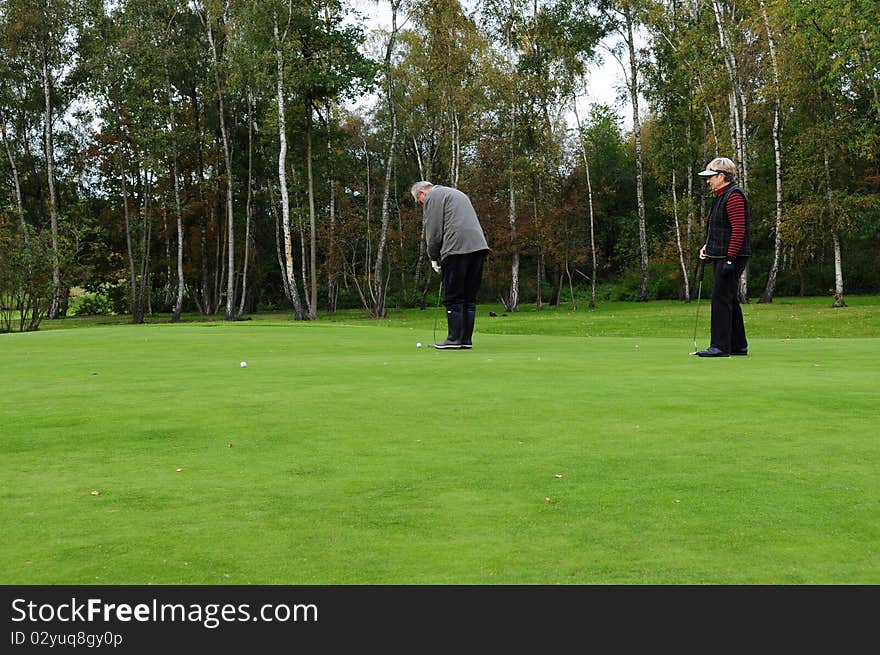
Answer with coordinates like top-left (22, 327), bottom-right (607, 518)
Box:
top-left (1, 312), bottom-right (878, 584)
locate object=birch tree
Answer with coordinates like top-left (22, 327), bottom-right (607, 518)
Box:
top-left (572, 99), bottom-right (598, 307)
top-left (602, 0), bottom-right (649, 301)
top-left (272, 4), bottom-right (307, 319)
top-left (3, 0), bottom-right (77, 318)
top-left (370, 0), bottom-right (403, 319)
top-left (709, 0), bottom-right (752, 303)
top-left (757, 0), bottom-right (783, 303)
top-left (197, 0), bottom-right (237, 321)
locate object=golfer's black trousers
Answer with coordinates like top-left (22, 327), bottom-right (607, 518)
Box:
top-left (441, 251), bottom-right (487, 308)
top-left (710, 256), bottom-right (749, 354)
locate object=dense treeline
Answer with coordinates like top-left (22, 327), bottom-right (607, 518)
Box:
top-left (1, 0), bottom-right (878, 329)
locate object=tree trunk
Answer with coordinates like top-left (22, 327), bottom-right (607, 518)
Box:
top-left (1, 120), bottom-right (27, 240)
top-left (135, 173), bottom-right (154, 324)
top-left (450, 110), bottom-right (460, 187)
top-left (824, 145), bottom-right (846, 307)
top-left (269, 182), bottom-right (292, 302)
top-left (238, 88), bottom-right (254, 320)
top-left (306, 108), bottom-right (318, 320)
top-left (759, 1), bottom-right (784, 304)
top-left (712, 0), bottom-right (748, 191)
top-left (298, 189), bottom-right (309, 309)
top-left (119, 152), bottom-right (137, 320)
top-left (502, 1), bottom-right (519, 313)
top-left (371, 0), bottom-right (402, 319)
top-left (711, 0), bottom-right (748, 304)
top-left (671, 165), bottom-right (690, 301)
top-left (572, 99), bottom-right (598, 309)
top-left (166, 69), bottom-right (185, 322)
top-left (327, 118), bottom-right (338, 313)
top-left (42, 54), bottom-right (62, 318)
top-left (685, 110), bottom-right (694, 286)
top-left (204, 14), bottom-right (235, 321)
top-left (191, 83), bottom-right (212, 315)
top-left (274, 12), bottom-right (305, 320)
top-left (506, 101), bottom-right (519, 313)
top-left (831, 233), bottom-right (845, 307)
top-left (624, 10), bottom-right (648, 301)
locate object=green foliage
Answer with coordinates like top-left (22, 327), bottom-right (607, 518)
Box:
top-left (608, 260), bottom-right (682, 301)
top-left (1, 0), bottom-right (878, 327)
top-left (0, 226), bottom-right (57, 332)
top-left (70, 291), bottom-right (114, 317)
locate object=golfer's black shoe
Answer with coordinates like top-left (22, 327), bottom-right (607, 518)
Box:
top-left (432, 304), bottom-right (464, 349)
top-left (460, 303), bottom-right (476, 349)
top-left (695, 346), bottom-right (729, 357)
top-left (431, 340), bottom-right (462, 349)
top-left (731, 348), bottom-right (748, 356)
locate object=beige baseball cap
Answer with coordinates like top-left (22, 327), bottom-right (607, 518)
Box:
top-left (697, 157), bottom-right (736, 176)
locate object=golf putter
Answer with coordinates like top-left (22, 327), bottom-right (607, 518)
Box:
top-left (690, 259), bottom-right (705, 354)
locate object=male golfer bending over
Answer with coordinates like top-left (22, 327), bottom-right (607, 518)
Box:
top-left (412, 181), bottom-right (490, 349)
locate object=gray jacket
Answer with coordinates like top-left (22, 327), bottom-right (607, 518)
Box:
top-left (423, 185), bottom-right (490, 262)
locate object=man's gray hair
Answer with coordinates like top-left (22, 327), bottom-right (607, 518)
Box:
top-left (410, 180), bottom-right (433, 201)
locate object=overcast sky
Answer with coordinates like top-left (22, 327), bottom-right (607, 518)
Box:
top-left (348, 0), bottom-right (635, 131)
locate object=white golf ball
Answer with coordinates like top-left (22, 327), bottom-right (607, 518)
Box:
top-left (416, 342), bottom-right (422, 348)
top-left (240, 361), bottom-right (247, 368)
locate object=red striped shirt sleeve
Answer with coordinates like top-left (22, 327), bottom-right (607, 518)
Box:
top-left (726, 192), bottom-right (746, 257)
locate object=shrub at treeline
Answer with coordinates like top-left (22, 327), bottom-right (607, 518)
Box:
top-left (0, 0), bottom-right (878, 331)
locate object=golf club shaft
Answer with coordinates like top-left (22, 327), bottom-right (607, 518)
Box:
top-left (691, 259), bottom-right (705, 350)
top-left (692, 278), bottom-right (702, 350)
top-left (433, 280), bottom-right (443, 343)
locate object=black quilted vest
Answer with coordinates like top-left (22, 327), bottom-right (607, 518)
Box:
top-left (705, 183), bottom-right (751, 257)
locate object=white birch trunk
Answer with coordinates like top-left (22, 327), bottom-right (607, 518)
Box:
top-left (166, 69), bottom-right (185, 322)
top-left (759, 1), bottom-right (784, 303)
top-left (508, 101), bottom-right (519, 312)
top-left (712, 0), bottom-right (747, 190)
top-left (371, 0), bottom-right (402, 318)
top-left (364, 140), bottom-right (372, 291)
top-left (1, 120), bottom-right (27, 240)
top-left (711, 0), bottom-right (748, 302)
top-left (413, 135), bottom-right (424, 179)
top-left (274, 12), bottom-right (305, 320)
top-left (860, 33), bottom-right (880, 114)
top-left (297, 174), bottom-right (309, 308)
top-left (411, 136), bottom-right (428, 299)
top-left (505, 3), bottom-right (519, 313)
top-left (831, 233), bottom-right (845, 307)
top-left (119, 153), bottom-right (136, 317)
top-left (137, 173), bottom-right (154, 322)
top-left (572, 97), bottom-right (597, 308)
top-left (327, 124), bottom-right (338, 313)
top-left (306, 113), bottom-right (318, 320)
top-left (671, 166), bottom-right (690, 300)
top-left (203, 9), bottom-right (235, 321)
top-left (625, 9), bottom-right (648, 301)
top-left (43, 55), bottom-right (61, 318)
top-left (824, 146), bottom-right (846, 307)
top-left (238, 88), bottom-right (254, 319)
top-left (450, 110), bottom-right (460, 188)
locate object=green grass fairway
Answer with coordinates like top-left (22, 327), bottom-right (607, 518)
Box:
top-left (2, 297), bottom-right (879, 584)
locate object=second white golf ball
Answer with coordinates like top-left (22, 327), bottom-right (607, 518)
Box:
top-left (416, 342), bottom-right (422, 348)
top-left (240, 361), bottom-right (247, 368)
